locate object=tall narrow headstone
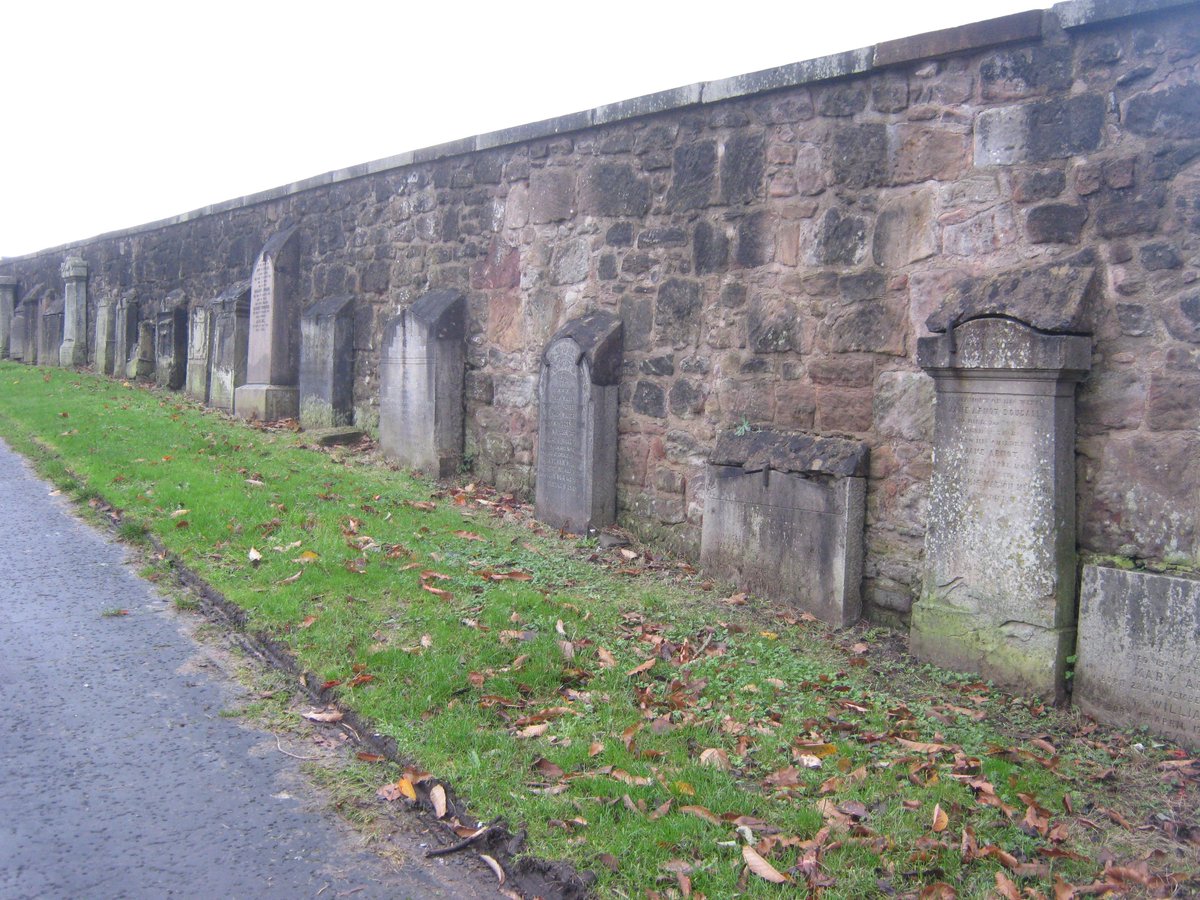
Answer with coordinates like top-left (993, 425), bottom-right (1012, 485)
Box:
top-left (19, 290), bottom-right (41, 364)
top-left (113, 292), bottom-right (138, 378)
top-left (127, 320), bottom-right (155, 380)
top-left (535, 311), bottom-right (623, 534)
top-left (59, 257), bottom-right (88, 367)
top-left (209, 279), bottom-right (251, 412)
top-left (0, 276), bottom-right (17, 359)
top-left (185, 304), bottom-right (213, 401)
top-left (155, 291), bottom-right (187, 390)
top-left (40, 293), bottom-right (64, 366)
top-left (701, 430), bottom-right (868, 628)
top-left (234, 226), bottom-right (301, 420)
top-left (94, 294), bottom-right (117, 375)
top-left (912, 317), bottom-right (1091, 702)
top-left (300, 295), bottom-right (355, 428)
top-left (379, 289), bottom-right (466, 476)
top-left (9, 300), bottom-right (27, 362)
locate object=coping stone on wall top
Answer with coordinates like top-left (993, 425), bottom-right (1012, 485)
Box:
top-left (1053, 0), bottom-right (1197, 29)
top-left (710, 428), bottom-right (870, 479)
top-left (873, 9), bottom-right (1045, 68)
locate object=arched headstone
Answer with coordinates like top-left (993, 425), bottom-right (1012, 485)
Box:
top-left (235, 226), bottom-right (301, 420)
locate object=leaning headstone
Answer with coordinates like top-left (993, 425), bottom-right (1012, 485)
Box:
top-left (379, 289), bottom-right (466, 477)
top-left (0, 275), bottom-right (17, 358)
top-left (912, 317), bottom-right (1091, 702)
top-left (40, 293), bottom-right (64, 366)
top-left (184, 304), bottom-right (213, 401)
top-left (59, 257), bottom-right (88, 367)
top-left (208, 279), bottom-right (251, 412)
top-left (299, 295), bottom-right (355, 428)
top-left (534, 310), bottom-right (623, 534)
top-left (94, 293), bottom-right (117, 375)
top-left (155, 292), bottom-right (187, 390)
top-left (701, 429), bottom-right (869, 628)
top-left (1074, 565), bottom-right (1200, 750)
top-left (127, 320), bottom-right (155, 380)
top-left (113, 292), bottom-right (139, 378)
top-left (234, 226), bottom-right (301, 420)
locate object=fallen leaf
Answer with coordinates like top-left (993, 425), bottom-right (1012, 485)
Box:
top-left (699, 748), bottom-right (731, 770)
top-left (430, 784), bottom-right (447, 818)
top-left (626, 657), bottom-right (656, 677)
top-left (298, 615), bottom-right (318, 629)
top-left (897, 738), bottom-right (951, 754)
top-left (994, 871), bottom-right (1021, 900)
top-left (479, 854), bottom-right (505, 885)
top-left (515, 723), bottom-right (549, 739)
top-left (170, 508), bottom-right (190, 518)
top-left (453, 530), bottom-right (485, 541)
top-left (680, 805), bottom-right (721, 825)
top-left (588, 742), bottom-right (604, 757)
top-left (742, 844), bottom-right (789, 884)
top-left (248, 547), bottom-right (263, 564)
top-left (301, 707), bottom-right (343, 723)
top-left (356, 752), bottom-right (385, 763)
top-left (932, 803), bottom-right (949, 833)
top-left (278, 570), bottom-right (303, 585)
top-left (532, 757), bottom-right (565, 779)
top-left (295, 550), bottom-right (320, 563)
top-left (596, 647), bottom-right (617, 668)
top-left (421, 582), bottom-right (454, 600)
top-left (919, 885), bottom-right (957, 899)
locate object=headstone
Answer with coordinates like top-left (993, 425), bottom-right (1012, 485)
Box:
top-left (155, 291), bottom-right (187, 390)
top-left (701, 429), bottom-right (869, 628)
top-left (912, 317), bottom-right (1091, 702)
top-left (379, 289), bottom-right (466, 477)
top-left (1074, 565), bottom-right (1200, 750)
top-left (94, 294), bottom-right (117, 375)
top-left (184, 304), bottom-right (213, 401)
top-left (299, 295), bottom-right (355, 428)
top-left (534, 310), bottom-right (623, 534)
top-left (208, 280), bottom-right (251, 412)
top-left (59, 257), bottom-right (88, 367)
top-left (18, 290), bottom-right (41, 364)
top-left (40, 293), bottom-right (64, 366)
top-left (127, 320), bottom-right (155, 380)
top-left (113, 292), bottom-right (139, 379)
top-left (10, 302), bottom-right (27, 362)
top-left (234, 226), bottom-right (301, 420)
top-left (0, 276), bottom-right (17, 359)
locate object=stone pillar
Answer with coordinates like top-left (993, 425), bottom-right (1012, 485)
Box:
top-left (911, 317), bottom-right (1091, 702)
top-left (185, 304), bottom-right (213, 402)
top-left (234, 226), bottom-right (301, 420)
top-left (0, 276), bottom-right (17, 359)
top-left (94, 294), bottom-right (117, 375)
top-left (209, 279), bottom-right (251, 412)
top-left (155, 291), bottom-right (187, 390)
top-left (59, 257), bottom-right (88, 367)
top-left (40, 293), bottom-right (64, 366)
top-left (534, 310), bottom-right (623, 535)
top-left (299, 295), bottom-right (356, 428)
top-left (379, 289), bottom-right (466, 476)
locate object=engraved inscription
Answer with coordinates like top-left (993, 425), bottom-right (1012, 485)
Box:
top-left (540, 342), bottom-right (583, 495)
top-left (250, 263), bottom-right (272, 335)
top-left (950, 393), bottom-right (1051, 505)
top-left (1126, 652), bottom-right (1200, 736)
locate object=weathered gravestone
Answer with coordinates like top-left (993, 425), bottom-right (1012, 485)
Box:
top-left (208, 279), bottom-right (251, 412)
top-left (379, 289), bottom-right (466, 476)
top-left (40, 293), bottom-right (63, 366)
top-left (1074, 566), bottom-right (1200, 751)
top-left (235, 226), bottom-right (301, 420)
top-left (94, 294), bottom-right (117, 375)
top-left (18, 290), bottom-right (41, 364)
top-left (113, 292), bottom-right (139, 379)
top-left (912, 317), bottom-right (1091, 702)
top-left (127, 320), bottom-right (155, 380)
top-left (155, 291), bottom-right (187, 390)
top-left (59, 257), bottom-right (88, 367)
top-left (299, 295), bottom-right (355, 428)
top-left (534, 311), bottom-right (623, 534)
top-left (9, 298), bottom-right (27, 362)
top-left (184, 304), bottom-right (212, 401)
top-left (0, 276), bottom-right (17, 359)
top-left (701, 429), bottom-right (868, 628)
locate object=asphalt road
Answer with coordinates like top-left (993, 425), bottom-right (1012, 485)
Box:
top-left (0, 437), bottom-right (495, 900)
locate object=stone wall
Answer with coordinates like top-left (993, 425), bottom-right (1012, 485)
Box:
top-left (3, 0), bottom-right (1198, 622)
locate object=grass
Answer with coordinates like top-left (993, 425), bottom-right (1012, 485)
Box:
top-left (0, 360), bottom-right (1196, 898)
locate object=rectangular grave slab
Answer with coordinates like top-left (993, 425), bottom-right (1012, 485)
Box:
top-left (1075, 565), bottom-right (1200, 750)
top-left (127, 320), bottom-right (155, 380)
top-left (208, 280), bottom-right (251, 412)
top-left (235, 226), bottom-right (300, 420)
top-left (94, 295), bottom-right (117, 376)
top-left (701, 429), bottom-right (868, 628)
top-left (300, 295), bottom-right (355, 428)
top-left (0, 276), bottom-right (17, 359)
top-left (184, 305), bottom-right (212, 401)
top-left (112, 293), bottom-right (138, 378)
top-left (155, 296), bottom-right (187, 390)
top-left (59, 257), bottom-right (88, 367)
top-left (913, 317), bottom-right (1091, 702)
top-left (18, 292), bottom-right (41, 364)
top-left (9, 307), bottom-right (26, 362)
top-left (40, 295), bottom-right (64, 366)
top-left (379, 289), bottom-right (465, 477)
top-left (535, 311), bottom-right (623, 534)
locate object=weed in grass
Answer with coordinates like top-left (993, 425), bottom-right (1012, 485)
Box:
top-left (117, 519), bottom-right (151, 543)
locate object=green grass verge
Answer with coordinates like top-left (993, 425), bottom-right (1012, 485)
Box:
top-left (1, 361), bottom-right (1196, 898)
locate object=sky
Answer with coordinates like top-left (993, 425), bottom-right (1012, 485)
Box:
top-left (1, 0), bottom-right (1047, 258)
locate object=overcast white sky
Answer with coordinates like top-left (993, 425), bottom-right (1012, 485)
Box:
top-left (1, 0), bottom-right (1046, 258)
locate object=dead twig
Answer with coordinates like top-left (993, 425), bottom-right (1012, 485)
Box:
top-left (424, 819), bottom-right (500, 858)
top-left (275, 734), bottom-right (320, 761)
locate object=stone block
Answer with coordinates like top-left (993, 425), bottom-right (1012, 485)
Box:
top-left (701, 428), bottom-right (868, 627)
top-left (693, 221), bottom-right (729, 274)
top-left (1163, 290), bottom-right (1200, 343)
top-left (1026, 203), bottom-right (1087, 244)
top-left (535, 311), bottom-right (623, 534)
top-left (831, 124), bottom-right (887, 189)
top-left (631, 380), bottom-right (666, 418)
top-left (209, 280), bottom-right (251, 412)
top-left (814, 208), bottom-right (869, 266)
top-left (1124, 83), bottom-right (1200, 140)
top-left (720, 132), bottom-right (765, 204)
top-left (379, 289), bottom-right (466, 477)
top-left (974, 94), bottom-right (1105, 166)
top-left (656, 278), bottom-right (702, 347)
top-left (235, 226), bottom-right (301, 420)
top-left (1075, 566), bottom-right (1200, 751)
top-left (666, 140), bottom-right (717, 211)
top-left (873, 190), bottom-right (936, 267)
top-left (1012, 169), bottom-right (1065, 203)
top-left (1146, 372), bottom-right (1200, 431)
top-left (113, 293), bottom-right (139, 380)
top-left (529, 168), bottom-right (575, 223)
top-left (300, 295), bottom-right (355, 428)
top-left (913, 318), bottom-right (1091, 702)
top-left (579, 163), bottom-right (650, 217)
top-left (889, 126), bottom-right (970, 185)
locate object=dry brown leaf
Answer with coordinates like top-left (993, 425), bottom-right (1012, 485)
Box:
top-left (301, 707), bottom-right (343, 723)
top-left (515, 723), bottom-right (549, 739)
top-left (421, 582), bottom-right (454, 600)
top-left (532, 757), bottom-right (565, 779)
top-left (596, 647), bottom-right (617, 668)
top-left (995, 870), bottom-right (1021, 900)
top-left (298, 615), bottom-right (318, 629)
top-left (742, 845), bottom-right (789, 884)
top-left (679, 805), bottom-right (721, 825)
top-left (896, 738), bottom-right (951, 754)
top-left (248, 547), bottom-right (263, 563)
top-left (932, 803), bottom-right (949, 833)
top-left (588, 741), bottom-right (604, 757)
top-left (479, 854), bottom-right (505, 885)
top-left (430, 784), bottom-right (447, 819)
top-left (356, 752), bottom-right (385, 763)
top-left (626, 657), bottom-right (656, 677)
top-left (453, 530), bottom-right (485, 541)
top-left (699, 748), bottom-right (731, 770)
top-left (278, 570), bottom-right (303, 585)
top-left (919, 885), bottom-right (957, 899)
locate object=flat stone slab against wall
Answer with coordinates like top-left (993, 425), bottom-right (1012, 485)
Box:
top-left (299, 295), bottom-right (355, 428)
top-left (379, 289), bottom-right (466, 477)
top-left (1075, 566), bottom-right (1200, 751)
top-left (155, 298), bottom-right (187, 391)
top-left (185, 305), bottom-right (213, 402)
top-left (535, 311), bottom-right (623, 535)
top-left (208, 280), bottom-right (251, 413)
top-left (912, 317), bottom-right (1091, 702)
top-left (0, 276), bottom-right (17, 359)
top-left (701, 429), bottom-right (868, 628)
top-left (40, 296), bottom-right (64, 366)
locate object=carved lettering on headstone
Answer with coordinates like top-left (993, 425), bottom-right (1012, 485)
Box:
top-left (235, 226), bottom-right (301, 420)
